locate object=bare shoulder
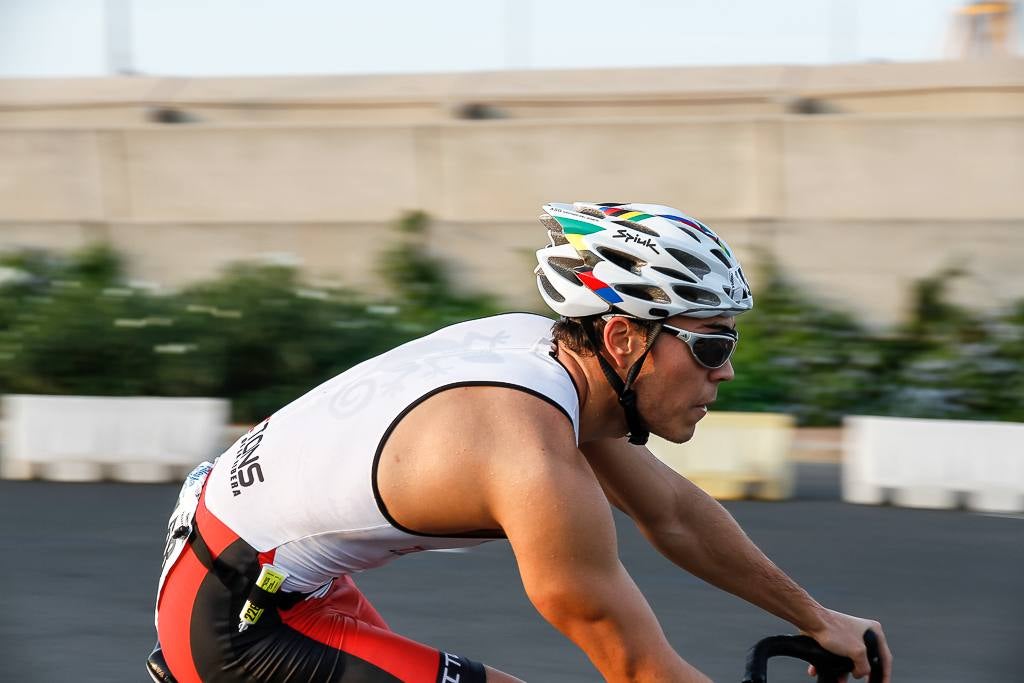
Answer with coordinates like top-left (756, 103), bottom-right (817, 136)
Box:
top-left (377, 384), bottom-right (584, 536)
top-left (394, 384), bottom-right (577, 462)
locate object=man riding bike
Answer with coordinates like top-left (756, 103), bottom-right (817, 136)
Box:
top-left (152, 202), bottom-right (892, 682)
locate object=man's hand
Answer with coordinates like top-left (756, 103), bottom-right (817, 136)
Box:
top-left (804, 609), bottom-right (892, 683)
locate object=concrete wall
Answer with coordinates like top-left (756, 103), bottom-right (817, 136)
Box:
top-left (6, 116), bottom-right (1019, 221)
top-left (1, 62), bottom-right (1022, 326)
top-left (2, 60), bottom-right (1021, 126)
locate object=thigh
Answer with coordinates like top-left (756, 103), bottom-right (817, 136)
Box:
top-left (160, 552), bottom-right (488, 683)
top-left (276, 575), bottom-right (487, 683)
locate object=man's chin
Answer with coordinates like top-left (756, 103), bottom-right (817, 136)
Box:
top-left (655, 422), bottom-right (697, 445)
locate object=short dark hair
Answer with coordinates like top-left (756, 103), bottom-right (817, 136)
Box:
top-left (550, 316), bottom-right (661, 356)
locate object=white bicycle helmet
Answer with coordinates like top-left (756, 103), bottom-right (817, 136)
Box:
top-left (535, 201), bottom-right (753, 446)
top-left (535, 202), bottom-right (752, 320)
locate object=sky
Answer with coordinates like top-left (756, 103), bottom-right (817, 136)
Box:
top-left (0, 0), bottom-right (1010, 77)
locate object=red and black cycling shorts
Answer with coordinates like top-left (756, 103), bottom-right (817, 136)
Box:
top-left (156, 494), bottom-right (487, 682)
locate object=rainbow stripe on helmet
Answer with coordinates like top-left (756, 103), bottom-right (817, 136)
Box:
top-left (599, 206), bottom-right (731, 257)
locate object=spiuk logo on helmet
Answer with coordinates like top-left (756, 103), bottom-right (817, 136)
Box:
top-left (534, 201), bottom-right (753, 321)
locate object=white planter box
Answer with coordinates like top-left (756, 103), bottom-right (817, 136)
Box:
top-left (842, 415), bottom-right (1024, 512)
top-left (647, 411), bottom-right (795, 500)
top-left (2, 395), bottom-right (229, 482)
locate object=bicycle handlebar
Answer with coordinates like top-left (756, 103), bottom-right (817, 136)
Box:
top-left (742, 629), bottom-right (881, 683)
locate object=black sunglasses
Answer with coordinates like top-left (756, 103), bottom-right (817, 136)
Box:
top-left (659, 323), bottom-right (738, 369)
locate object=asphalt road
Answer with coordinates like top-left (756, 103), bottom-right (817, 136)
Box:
top-left (1, 464), bottom-right (1021, 682)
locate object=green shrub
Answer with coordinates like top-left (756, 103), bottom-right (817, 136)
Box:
top-left (0, 214), bottom-right (502, 422)
top-left (874, 270), bottom-right (1024, 423)
top-left (716, 260), bottom-right (886, 425)
top-left (718, 261), bottom-right (1024, 424)
top-left (171, 262), bottom-right (402, 421)
top-left (0, 244), bottom-right (167, 396)
top-left (1, 220), bottom-right (1021, 426)
top-left (375, 210), bottom-right (502, 332)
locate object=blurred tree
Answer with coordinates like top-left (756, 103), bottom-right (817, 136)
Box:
top-left (0, 244), bottom-right (162, 395)
top-left (877, 267), bottom-right (1024, 422)
top-left (717, 258), bottom-right (884, 425)
top-left (1, 229), bottom-right (1020, 426)
top-left (173, 262), bottom-right (397, 421)
top-left (376, 210), bottom-right (502, 333)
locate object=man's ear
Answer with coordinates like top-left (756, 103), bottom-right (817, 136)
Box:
top-left (601, 317), bottom-right (641, 369)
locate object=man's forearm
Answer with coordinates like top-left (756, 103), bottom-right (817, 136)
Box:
top-left (648, 476), bottom-right (827, 633)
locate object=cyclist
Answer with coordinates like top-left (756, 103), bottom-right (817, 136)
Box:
top-left (152, 202), bottom-right (891, 682)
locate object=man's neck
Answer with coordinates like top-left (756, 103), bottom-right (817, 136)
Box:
top-left (554, 343), bottom-right (628, 444)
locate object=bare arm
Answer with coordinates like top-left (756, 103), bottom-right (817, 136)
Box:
top-left (587, 439), bottom-right (824, 626)
top-left (583, 438), bottom-right (892, 682)
top-left (484, 399), bottom-right (711, 682)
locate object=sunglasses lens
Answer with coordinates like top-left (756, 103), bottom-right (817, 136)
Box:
top-left (691, 337), bottom-right (734, 368)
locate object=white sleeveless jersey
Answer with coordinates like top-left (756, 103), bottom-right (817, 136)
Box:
top-left (203, 313), bottom-right (579, 593)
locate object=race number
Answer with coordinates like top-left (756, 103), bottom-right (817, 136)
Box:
top-left (154, 460), bottom-right (214, 630)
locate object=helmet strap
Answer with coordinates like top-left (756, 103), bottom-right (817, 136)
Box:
top-left (580, 317), bottom-right (661, 446)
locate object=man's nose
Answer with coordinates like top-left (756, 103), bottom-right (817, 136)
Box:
top-left (710, 359), bottom-right (735, 382)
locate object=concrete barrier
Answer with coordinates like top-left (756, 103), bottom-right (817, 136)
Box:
top-left (647, 411), bottom-right (795, 500)
top-left (1, 395), bottom-right (229, 482)
top-left (842, 415), bottom-right (1024, 512)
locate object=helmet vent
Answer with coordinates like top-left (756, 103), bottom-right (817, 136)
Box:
top-left (597, 247), bottom-right (646, 275)
top-left (648, 307), bottom-right (670, 317)
top-left (547, 231), bottom-right (569, 247)
top-left (710, 249), bottom-right (732, 268)
top-left (614, 284), bottom-right (671, 304)
top-left (652, 266), bottom-right (697, 284)
top-left (613, 219), bottom-right (659, 237)
top-left (539, 215), bottom-right (563, 233)
top-left (581, 250), bottom-right (602, 269)
top-left (672, 285), bottom-right (721, 306)
top-left (675, 226), bottom-right (702, 243)
top-left (575, 206), bottom-right (607, 219)
top-left (538, 273), bottom-right (566, 302)
top-left (546, 257), bottom-right (586, 286)
top-left (665, 248), bottom-right (711, 277)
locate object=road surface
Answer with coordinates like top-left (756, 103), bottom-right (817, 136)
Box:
top-left (1, 464), bottom-right (1020, 682)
